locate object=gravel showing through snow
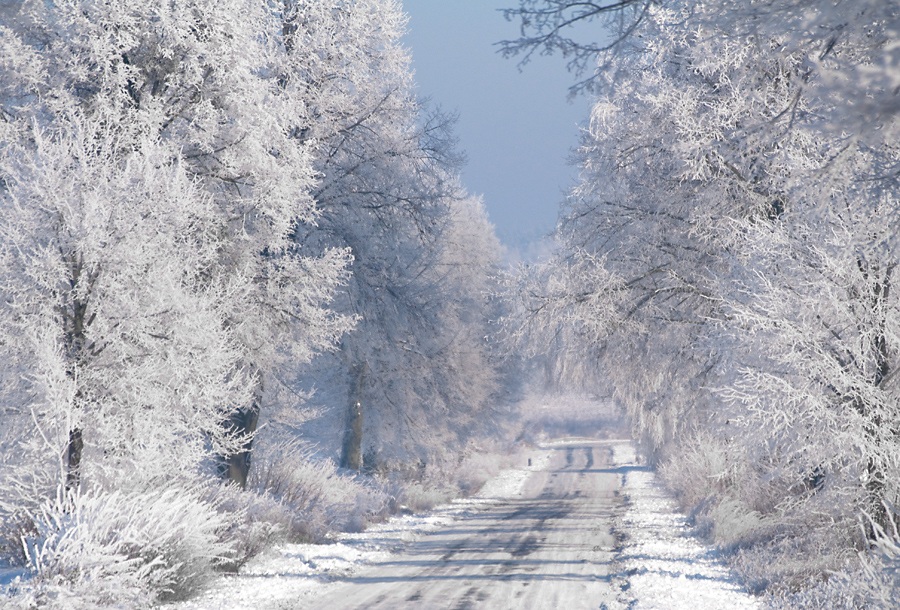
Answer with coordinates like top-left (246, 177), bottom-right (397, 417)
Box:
top-left (167, 439), bottom-right (760, 610)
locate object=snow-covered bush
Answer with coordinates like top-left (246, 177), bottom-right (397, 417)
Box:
top-left (658, 427), bottom-right (873, 596)
top-left (7, 485), bottom-right (234, 608)
top-left (861, 516), bottom-right (900, 607)
top-left (204, 483), bottom-right (311, 571)
top-left (452, 447), bottom-right (513, 497)
top-left (384, 453), bottom-right (499, 512)
top-left (249, 440), bottom-right (388, 541)
top-left (657, 430), bottom-right (735, 512)
top-left (760, 512), bottom-right (899, 609)
top-left (390, 482), bottom-right (456, 514)
top-left (373, 435), bottom-right (525, 513)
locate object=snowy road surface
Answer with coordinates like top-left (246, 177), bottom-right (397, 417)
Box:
top-left (304, 440), bottom-right (621, 609)
top-left (171, 438), bottom-right (760, 610)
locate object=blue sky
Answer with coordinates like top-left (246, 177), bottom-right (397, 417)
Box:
top-left (401, 0), bottom-right (593, 260)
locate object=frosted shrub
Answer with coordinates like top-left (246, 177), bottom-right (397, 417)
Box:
top-left (207, 484), bottom-right (295, 571)
top-left (454, 451), bottom-right (506, 496)
top-left (249, 440), bottom-right (388, 540)
top-left (659, 433), bottom-right (766, 550)
top-left (391, 481), bottom-right (454, 513)
top-left (658, 430), bottom-right (738, 510)
top-left (13, 486), bottom-right (234, 607)
top-left (841, 513), bottom-right (900, 609)
top-left (659, 429), bottom-right (863, 592)
top-left (380, 438), bottom-right (521, 512)
top-left (444, 438), bottom-right (520, 495)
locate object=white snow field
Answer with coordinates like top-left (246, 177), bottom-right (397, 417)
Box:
top-left (168, 439), bottom-right (760, 610)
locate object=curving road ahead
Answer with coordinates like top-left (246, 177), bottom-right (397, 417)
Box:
top-left (302, 441), bottom-right (628, 609)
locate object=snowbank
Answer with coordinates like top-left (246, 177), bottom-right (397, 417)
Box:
top-left (609, 442), bottom-right (761, 610)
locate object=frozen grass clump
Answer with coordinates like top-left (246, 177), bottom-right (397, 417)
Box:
top-left (764, 518), bottom-right (900, 610)
top-left (6, 485), bottom-right (234, 608)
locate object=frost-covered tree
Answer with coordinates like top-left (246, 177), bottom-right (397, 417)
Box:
top-left (505, 0), bottom-right (900, 593)
top-left (718, 190), bottom-right (900, 534)
top-left (0, 119), bottom-right (252, 502)
top-left (281, 0), bottom-right (505, 469)
top-left (511, 3), bottom-right (808, 444)
top-left (0, 0), bottom-right (353, 492)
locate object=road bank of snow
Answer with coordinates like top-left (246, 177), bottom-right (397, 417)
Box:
top-left (609, 442), bottom-right (761, 610)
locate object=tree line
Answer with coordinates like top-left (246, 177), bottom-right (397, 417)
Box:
top-left (0, 0), bottom-right (505, 542)
top-left (503, 0), bottom-right (900, 603)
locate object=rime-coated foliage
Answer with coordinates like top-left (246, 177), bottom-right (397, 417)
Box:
top-left (506, 0), bottom-right (900, 602)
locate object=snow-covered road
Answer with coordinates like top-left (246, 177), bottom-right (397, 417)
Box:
top-left (303, 440), bottom-right (622, 609)
top-left (172, 438), bottom-right (761, 610)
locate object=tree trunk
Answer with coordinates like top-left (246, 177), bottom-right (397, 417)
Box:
top-left (222, 373), bottom-right (262, 489)
top-left (65, 427), bottom-right (84, 490)
top-left (63, 254), bottom-right (95, 491)
top-left (856, 261), bottom-right (896, 538)
top-left (223, 406), bottom-right (259, 489)
top-left (869, 268), bottom-right (895, 535)
top-left (340, 361), bottom-right (367, 470)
